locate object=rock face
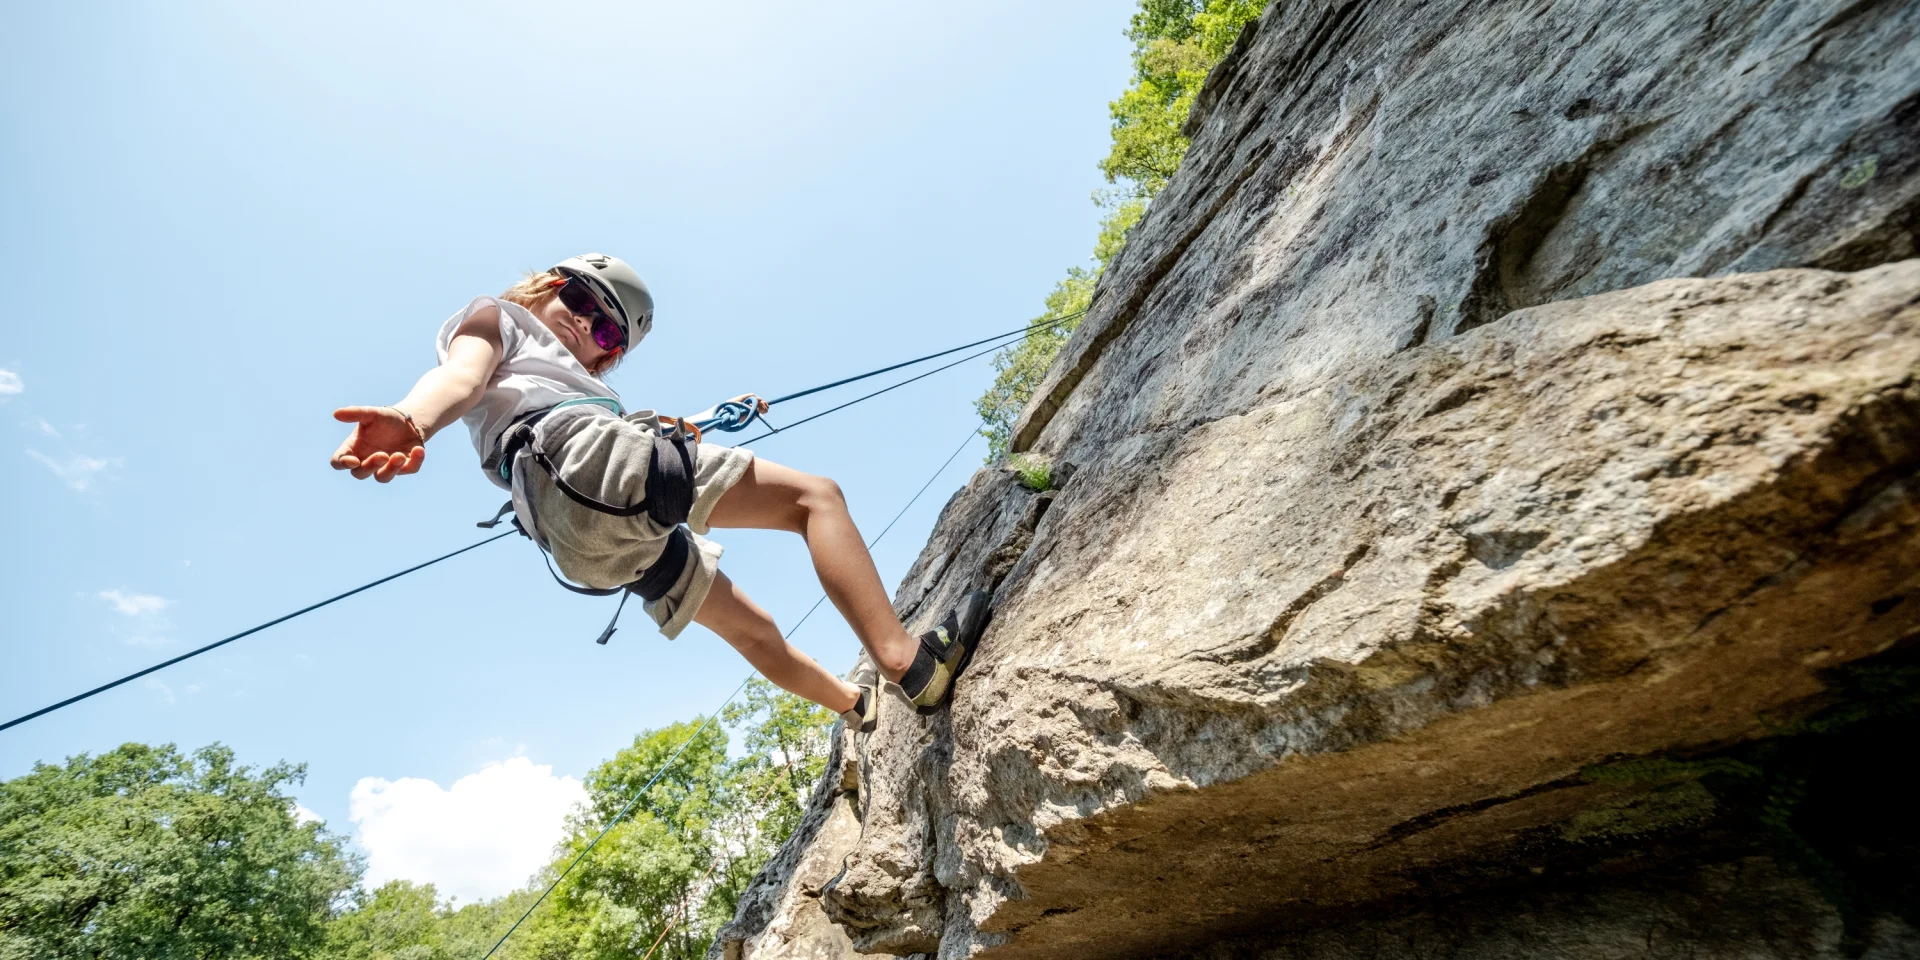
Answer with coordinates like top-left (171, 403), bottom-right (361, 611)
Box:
top-left (711, 0), bottom-right (1920, 958)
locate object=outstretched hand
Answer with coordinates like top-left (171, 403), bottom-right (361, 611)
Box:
top-left (331, 406), bottom-right (426, 482)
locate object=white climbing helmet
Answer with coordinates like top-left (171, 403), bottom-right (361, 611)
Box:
top-left (552, 253), bottom-right (654, 349)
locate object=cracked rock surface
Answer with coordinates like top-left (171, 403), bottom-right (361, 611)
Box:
top-left (710, 0), bottom-right (1920, 957)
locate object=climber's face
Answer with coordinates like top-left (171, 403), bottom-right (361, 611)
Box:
top-left (534, 285), bottom-right (622, 376)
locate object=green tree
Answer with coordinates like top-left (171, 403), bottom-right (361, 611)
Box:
top-left (711, 681), bottom-right (834, 911)
top-left (536, 719), bottom-right (730, 960)
top-left (1102, 0), bottom-right (1269, 195)
top-left (434, 890), bottom-right (543, 960)
top-left (976, 0), bottom-right (1270, 457)
top-left (975, 200), bottom-right (1143, 459)
top-left (323, 881), bottom-right (546, 960)
top-left (494, 682), bottom-right (833, 960)
top-left (325, 881), bottom-right (446, 960)
top-left (0, 743), bottom-right (359, 960)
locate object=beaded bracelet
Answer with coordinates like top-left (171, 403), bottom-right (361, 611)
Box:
top-left (387, 406), bottom-right (428, 446)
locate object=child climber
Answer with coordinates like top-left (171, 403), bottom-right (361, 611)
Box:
top-left (329, 253), bottom-right (988, 729)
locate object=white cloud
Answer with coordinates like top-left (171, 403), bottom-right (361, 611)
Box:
top-left (350, 757), bottom-right (585, 903)
top-left (146, 677), bottom-right (175, 705)
top-left (99, 589), bottom-right (174, 646)
top-left (99, 589), bottom-right (169, 616)
top-left (0, 369), bottom-right (20, 396)
top-left (29, 449), bottom-right (114, 491)
top-left (293, 803), bottom-right (323, 826)
top-left (34, 418), bottom-right (59, 438)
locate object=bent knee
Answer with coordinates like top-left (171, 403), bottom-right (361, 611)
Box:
top-left (793, 473), bottom-right (847, 520)
top-left (731, 623), bottom-right (786, 658)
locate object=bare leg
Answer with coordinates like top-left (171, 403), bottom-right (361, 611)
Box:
top-left (696, 570), bottom-right (861, 712)
top-left (705, 458), bottom-right (921, 681)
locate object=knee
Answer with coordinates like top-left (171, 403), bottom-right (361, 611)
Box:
top-left (732, 621), bottom-right (785, 659)
top-left (791, 473), bottom-right (847, 526)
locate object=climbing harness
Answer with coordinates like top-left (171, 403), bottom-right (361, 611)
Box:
top-left (476, 400), bottom-right (703, 645)
top-left (1, 312), bottom-right (1075, 732)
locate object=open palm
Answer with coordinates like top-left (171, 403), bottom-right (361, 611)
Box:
top-left (330, 406), bottom-right (426, 482)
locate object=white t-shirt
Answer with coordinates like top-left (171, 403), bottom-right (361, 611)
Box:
top-left (436, 295), bottom-right (621, 484)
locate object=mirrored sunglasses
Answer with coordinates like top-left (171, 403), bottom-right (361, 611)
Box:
top-left (555, 276), bottom-right (628, 352)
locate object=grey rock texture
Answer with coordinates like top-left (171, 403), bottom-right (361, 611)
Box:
top-left (710, 0), bottom-right (1920, 958)
top-left (1014, 0), bottom-right (1920, 455)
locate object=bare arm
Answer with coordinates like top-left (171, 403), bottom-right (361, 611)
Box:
top-left (330, 306), bottom-right (505, 482)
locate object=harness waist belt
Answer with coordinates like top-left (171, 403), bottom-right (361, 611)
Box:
top-left (496, 407), bottom-right (696, 526)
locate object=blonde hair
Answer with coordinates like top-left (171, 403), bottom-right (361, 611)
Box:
top-left (500, 269), bottom-right (564, 311)
top-left (501, 270), bottom-right (623, 376)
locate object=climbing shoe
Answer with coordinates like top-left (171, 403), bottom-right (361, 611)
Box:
top-left (900, 589), bottom-right (992, 715)
top-left (842, 662), bottom-right (880, 734)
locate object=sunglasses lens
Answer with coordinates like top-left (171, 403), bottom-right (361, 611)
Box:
top-left (555, 279), bottom-right (596, 316)
top-left (591, 317), bottom-right (625, 351)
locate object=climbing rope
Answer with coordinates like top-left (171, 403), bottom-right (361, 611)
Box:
top-left (481, 426), bottom-right (982, 959)
top-left (736, 323), bottom-right (1068, 444)
top-left (1, 313), bottom-right (1059, 733)
top-left (0, 532), bottom-right (516, 734)
top-left (766, 311), bottom-right (1083, 407)
top-left (696, 310), bottom-right (1084, 438)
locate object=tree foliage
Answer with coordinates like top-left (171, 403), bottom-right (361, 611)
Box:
top-left (1103, 0), bottom-right (1269, 196)
top-left (325, 881), bottom-right (444, 960)
top-left (0, 685), bottom-right (832, 960)
top-left (974, 201), bottom-right (1142, 459)
top-left (323, 680), bottom-right (834, 960)
top-left (976, 0), bottom-right (1270, 459)
top-left (0, 743), bottom-right (359, 960)
top-left (325, 880), bottom-right (541, 960)
top-left (496, 681), bottom-right (831, 960)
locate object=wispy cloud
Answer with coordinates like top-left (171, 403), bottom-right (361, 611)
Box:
top-left (350, 757), bottom-right (585, 903)
top-left (33, 418), bottom-right (59, 438)
top-left (29, 449), bottom-right (114, 491)
top-left (146, 677), bottom-right (175, 705)
top-left (99, 589), bottom-right (174, 646)
top-left (0, 369), bottom-right (20, 398)
top-left (99, 589), bottom-right (169, 616)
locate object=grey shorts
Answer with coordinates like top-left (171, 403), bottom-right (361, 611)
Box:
top-left (516, 406), bottom-right (755, 638)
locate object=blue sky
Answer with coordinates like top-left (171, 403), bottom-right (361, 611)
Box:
top-left (0, 1), bottom-right (1134, 900)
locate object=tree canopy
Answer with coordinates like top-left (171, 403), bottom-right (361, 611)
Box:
top-left (0, 743), bottom-right (358, 960)
top-left (319, 679), bottom-right (832, 960)
top-left (0, 683), bottom-right (832, 960)
top-left (976, 0), bottom-right (1271, 459)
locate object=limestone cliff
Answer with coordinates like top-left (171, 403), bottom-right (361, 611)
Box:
top-left (714, 0), bottom-right (1920, 957)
